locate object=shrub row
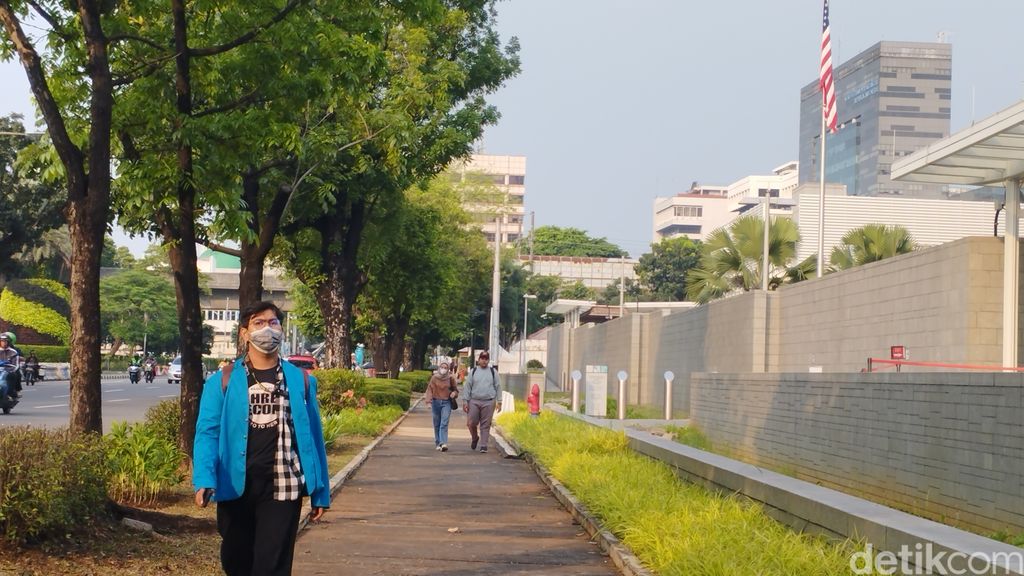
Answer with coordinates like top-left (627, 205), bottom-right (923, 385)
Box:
top-left (105, 421), bottom-right (185, 507)
top-left (322, 405), bottom-right (404, 447)
top-left (397, 370), bottom-right (432, 393)
top-left (498, 412), bottom-right (857, 576)
top-left (20, 344), bottom-right (70, 362)
top-left (312, 368), bottom-right (412, 412)
top-left (0, 290), bottom-right (71, 345)
top-left (0, 427), bottom-right (109, 545)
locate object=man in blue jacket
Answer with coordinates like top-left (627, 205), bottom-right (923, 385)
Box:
top-left (193, 301), bottom-right (330, 576)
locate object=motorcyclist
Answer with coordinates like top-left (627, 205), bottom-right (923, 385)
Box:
top-left (23, 351), bottom-right (39, 385)
top-left (0, 333), bottom-right (22, 397)
top-left (128, 355), bottom-right (142, 384)
top-left (142, 353), bottom-right (157, 382)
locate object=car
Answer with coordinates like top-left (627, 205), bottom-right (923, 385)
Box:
top-left (286, 354), bottom-right (319, 372)
top-left (167, 356), bottom-right (209, 385)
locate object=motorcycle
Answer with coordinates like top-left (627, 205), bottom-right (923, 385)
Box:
top-left (21, 363), bottom-right (37, 386)
top-left (143, 362), bottom-right (156, 384)
top-left (0, 362), bottom-right (19, 414)
top-left (128, 364), bottom-right (142, 384)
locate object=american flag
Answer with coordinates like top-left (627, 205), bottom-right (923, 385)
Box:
top-left (820, 0), bottom-right (837, 132)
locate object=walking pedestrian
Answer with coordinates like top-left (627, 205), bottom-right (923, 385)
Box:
top-left (424, 360), bottom-right (458, 451)
top-left (193, 301), bottom-right (331, 576)
top-left (462, 351), bottom-right (501, 453)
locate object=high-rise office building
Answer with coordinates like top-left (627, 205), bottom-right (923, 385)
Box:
top-left (798, 41), bottom-right (952, 197)
top-left (449, 153), bottom-right (526, 246)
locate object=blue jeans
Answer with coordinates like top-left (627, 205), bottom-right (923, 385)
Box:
top-left (431, 398), bottom-right (452, 446)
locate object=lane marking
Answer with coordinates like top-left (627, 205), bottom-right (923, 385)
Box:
top-left (53, 394), bottom-right (70, 398)
top-left (158, 394), bottom-right (178, 399)
top-left (107, 388), bottom-right (124, 392)
top-left (37, 404), bottom-right (67, 409)
top-left (107, 399), bottom-right (131, 403)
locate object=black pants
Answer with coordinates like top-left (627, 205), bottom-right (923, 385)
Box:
top-left (217, 473), bottom-right (303, 576)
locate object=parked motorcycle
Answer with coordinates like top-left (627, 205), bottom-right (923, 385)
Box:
top-left (0, 362), bottom-right (19, 414)
top-left (128, 363), bottom-right (142, 384)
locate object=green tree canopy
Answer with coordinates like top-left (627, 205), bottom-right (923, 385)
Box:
top-left (100, 270), bottom-right (179, 356)
top-left (635, 237), bottom-right (702, 301)
top-left (530, 226), bottom-right (626, 258)
top-left (0, 115), bottom-right (65, 280)
top-left (829, 224), bottom-right (915, 271)
top-left (98, 268), bottom-right (179, 354)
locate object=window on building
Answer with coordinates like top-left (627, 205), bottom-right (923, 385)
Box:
top-left (508, 175), bottom-right (525, 185)
top-left (492, 175), bottom-right (506, 185)
top-left (506, 233), bottom-right (520, 242)
top-left (757, 188), bottom-right (780, 198)
top-left (484, 233), bottom-right (495, 243)
top-left (673, 205), bottom-right (703, 218)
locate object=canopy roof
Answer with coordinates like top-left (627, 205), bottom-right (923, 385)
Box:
top-left (893, 99), bottom-right (1024, 186)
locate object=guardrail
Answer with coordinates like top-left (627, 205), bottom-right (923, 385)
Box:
top-left (866, 357), bottom-right (1024, 373)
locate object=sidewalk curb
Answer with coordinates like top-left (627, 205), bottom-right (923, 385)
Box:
top-left (492, 423), bottom-right (653, 576)
top-left (297, 396), bottom-right (423, 533)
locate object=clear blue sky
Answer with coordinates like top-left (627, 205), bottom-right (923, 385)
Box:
top-left (3, 1), bottom-right (1023, 257)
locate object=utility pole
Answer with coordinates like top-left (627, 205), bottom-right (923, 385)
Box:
top-left (528, 211), bottom-right (535, 274)
top-left (489, 217), bottom-right (501, 367)
top-left (619, 256), bottom-right (625, 317)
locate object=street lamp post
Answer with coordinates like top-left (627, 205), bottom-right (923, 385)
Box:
top-left (521, 294), bottom-right (537, 373)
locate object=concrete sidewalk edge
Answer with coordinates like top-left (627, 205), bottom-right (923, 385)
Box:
top-left (492, 422), bottom-right (653, 576)
top-left (296, 396), bottom-right (424, 533)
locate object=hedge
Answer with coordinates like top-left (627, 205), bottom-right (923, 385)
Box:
top-left (19, 345), bottom-right (70, 362)
top-left (6, 279), bottom-right (71, 320)
top-left (0, 427), bottom-right (108, 544)
top-left (0, 278), bottom-right (71, 342)
top-left (397, 370), bottom-right (432, 393)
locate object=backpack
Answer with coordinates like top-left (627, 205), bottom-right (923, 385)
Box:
top-left (221, 362), bottom-right (310, 403)
top-left (469, 366), bottom-right (499, 395)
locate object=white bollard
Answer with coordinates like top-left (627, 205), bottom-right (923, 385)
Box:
top-left (617, 370), bottom-right (628, 420)
top-left (664, 370), bottom-right (675, 420)
top-left (570, 369), bottom-right (581, 414)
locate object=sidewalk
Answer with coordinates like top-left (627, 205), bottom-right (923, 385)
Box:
top-left (293, 400), bottom-right (618, 575)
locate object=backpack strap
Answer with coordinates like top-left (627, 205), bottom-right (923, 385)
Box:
top-left (221, 361), bottom-right (310, 402)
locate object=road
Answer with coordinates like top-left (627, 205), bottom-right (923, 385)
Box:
top-left (0, 372), bottom-right (182, 433)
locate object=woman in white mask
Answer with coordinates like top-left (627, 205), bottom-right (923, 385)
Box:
top-left (424, 360), bottom-right (459, 451)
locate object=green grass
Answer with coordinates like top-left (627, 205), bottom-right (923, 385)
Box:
top-left (498, 411), bottom-right (859, 576)
top-left (322, 405), bottom-right (404, 446)
top-left (666, 424), bottom-right (712, 451)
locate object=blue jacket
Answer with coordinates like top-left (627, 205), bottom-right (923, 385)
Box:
top-left (192, 359), bottom-right (331, 508)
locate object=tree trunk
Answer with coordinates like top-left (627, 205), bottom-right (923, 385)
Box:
top-left (1, 0), bottom-right (117, 435)
top-left (402, 339), bottom-right (414, 372)
top-left (385, 316), bottom-right (409, 378)
top-left (310, 202), bottom-right (368, 369)
top-left (314, 265), bottom-right (355, 369)
top-left (168, 241), bottom-right (205, 459)
top-left (67, 183), bottom-right (106, 434)
top-left (169, 0), bottom-right (204, 460)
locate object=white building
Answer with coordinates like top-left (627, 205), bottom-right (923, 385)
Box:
top-left (519, 255), bottom-right (638, 290)
top-left (792, 184), bottom-right (1008, 262)
top-left (449, 153), bottom-right (526, 246)
top-left (653, 162), bottom-right (799, 243)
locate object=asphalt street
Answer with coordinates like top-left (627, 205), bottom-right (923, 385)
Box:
top-left (0, 372), bottom-right (182, 433)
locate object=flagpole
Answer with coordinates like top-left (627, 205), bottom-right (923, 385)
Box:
top-left (817, 110), bottom-right (826, 278)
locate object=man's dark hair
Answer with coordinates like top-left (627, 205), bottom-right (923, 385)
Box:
top-left (239, 301), bottom-right (284, 328)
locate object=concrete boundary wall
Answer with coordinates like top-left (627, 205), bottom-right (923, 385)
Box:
top-left (691, 372), bottom-right (1024, 534)
top-left (548, 405), bottom-right (1024, 576)
top-left (546, 236), bottom-right (1012, 412)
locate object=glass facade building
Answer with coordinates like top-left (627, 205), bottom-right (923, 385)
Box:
top-left (798, 41), bottom-right (952, 197)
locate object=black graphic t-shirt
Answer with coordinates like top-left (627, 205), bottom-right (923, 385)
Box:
top-left (246, 366), bottom-right (280, 476)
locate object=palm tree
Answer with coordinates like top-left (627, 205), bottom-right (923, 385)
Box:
top-left (685, 215), bottom-right (816, 304)
top-left (829, 224), bottom-right (915, 271)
